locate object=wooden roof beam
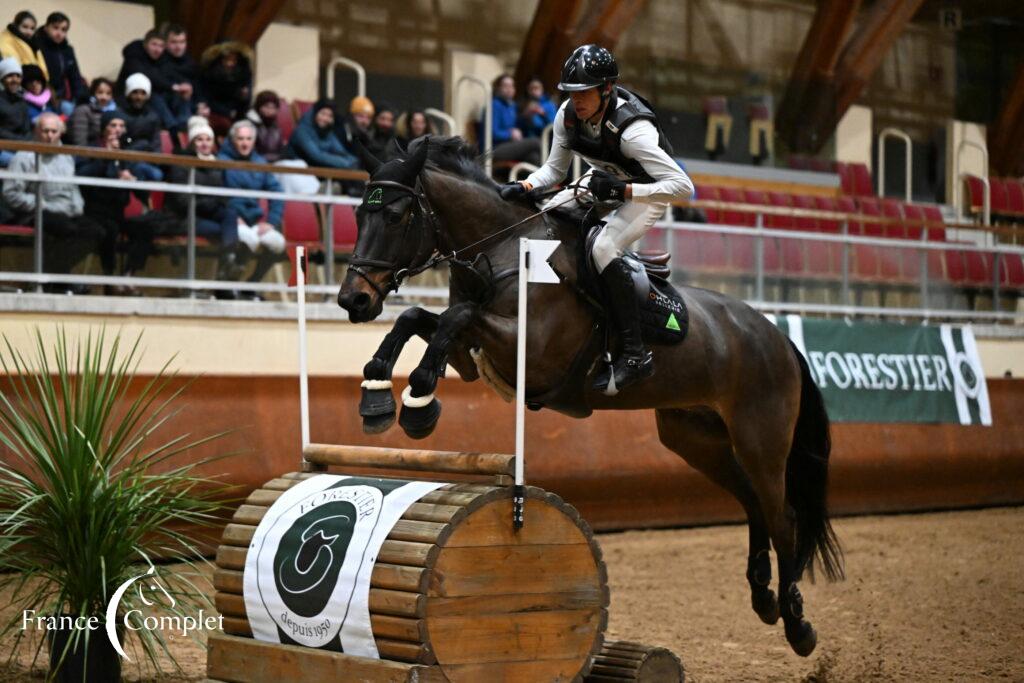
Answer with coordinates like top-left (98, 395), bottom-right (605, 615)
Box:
top-left (989, 61), bottom-right (1024, 176)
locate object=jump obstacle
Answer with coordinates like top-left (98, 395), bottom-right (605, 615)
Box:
top-left (204, 247), bottom-right (685, 682)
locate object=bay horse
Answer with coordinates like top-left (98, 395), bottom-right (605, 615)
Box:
top-left (337, 137), bottom-right (843, 657)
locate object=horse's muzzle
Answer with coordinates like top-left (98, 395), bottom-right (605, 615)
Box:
top-left (338, 287), bottom-right (380, 323)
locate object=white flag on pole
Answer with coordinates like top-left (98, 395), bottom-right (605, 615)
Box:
top-left (525, 239), bottom-right (561, 284)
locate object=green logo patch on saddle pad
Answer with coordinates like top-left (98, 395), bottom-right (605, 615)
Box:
top-left (665, 313), bottom-right (681, 331)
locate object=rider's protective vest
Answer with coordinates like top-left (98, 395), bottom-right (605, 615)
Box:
top-left (562, 86), bottom-right (675, 184)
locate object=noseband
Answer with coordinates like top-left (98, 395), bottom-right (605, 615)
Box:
top-left (347, 178), bottom-right (441, 300)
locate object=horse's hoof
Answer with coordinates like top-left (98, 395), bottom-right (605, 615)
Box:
top-left (785, 620), bottom-right (817, 657)
top-left (360, 387), bottom-right (396, 434)
top-left (752, 588), bottom-right (780, 625)
top-left (362, 412), bottom-right (396, 435)
top-left (399, 388), bottom-right (442, 440)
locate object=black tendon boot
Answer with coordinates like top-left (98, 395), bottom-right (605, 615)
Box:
top-left (592, 257), bottom-right (654, 394)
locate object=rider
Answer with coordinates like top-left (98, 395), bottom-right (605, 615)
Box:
top-left (500, 44), bottom-right (693, 393)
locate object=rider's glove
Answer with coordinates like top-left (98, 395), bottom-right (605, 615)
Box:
top-left (499, 181), bottom-right (529, 200)
top-left (588, 171), bottom-right (627, 202)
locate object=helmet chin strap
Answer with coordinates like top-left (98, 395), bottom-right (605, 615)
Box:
top-left (585, 84), bottom-right (615, 125)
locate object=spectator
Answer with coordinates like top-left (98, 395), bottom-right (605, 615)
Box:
top-left (0, 57), bottom-right (30, 167)
top-left (244, 90), bottom-right (285, 162)
top-left (21, 64), bottom-right (57, 122)
top-left (2, 113), bottom-right (102, 292)
top-left (69, 77), bottom-right (116, 146)
top-left (76, 109), bottom-right (154, 294)
top-left (396, 109), bottom-right (434, 147)
top-left (518, 77), bottom-right (557, 138)
top-left (116, 28), bottom-right (188, 143)
top-left (34, 11), bottom-right (86, 116)
top-left (119, 72), bottom-right (163, 182)
top-left (218, 119), bottom-right (285, 298)
top-left (156, 23), bottom-right (199, 142)
top-left (487, 73), bottom-right (540, 167)
top-left (167, 116), bottom-right (244, 290)
top-left (336, 95), bottom-right (373, 157)
top-left (363, 102), bottom-right (397, 161)
top-left (0, 11), bottom-right (48, 79)
top-left (199, 41), bottom-right (252, 137)
top-left (286, 100), bottom-right (358, 170)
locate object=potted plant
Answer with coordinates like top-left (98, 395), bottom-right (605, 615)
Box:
top-left (0, 327), bottom-right (232, 681)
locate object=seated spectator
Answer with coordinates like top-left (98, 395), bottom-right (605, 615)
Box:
top-left (118, 72), bottom-right (163, 182)
top-left (167, 116), bottom-right (245, 290)
top-left (156, 23), bottom-right (199, 143)
top-left (76, 109), bottom-right (154, 294)
top-left (34, 12), bottom-right (85, 117)
top-left (518, 77), bottom-right (557, 138)
top-left (245, 90), bottom-right (285, 162)
top-left (0, 57), bottom-right (30, 167)
top-left (363, 102), bottom-right (397, 161)
top-left (21, 64), bottom-right (57, 122)
top-left (396, 109), bottom-right (434, 147)
top-left (199, 42), bottom-right (252, 137)
top-left (218, 119), bottom-right (285, 298)
top-left (0, 11), bottom-right (48, 79)
top-left (287, 100), bottom-right (358, 170)
top-left (487, 73), bottom-right (540, 167)
top-left (337, 95), bottom-right (373, 158)
top-left (2, 112), bottom-right (103, 293)
top-left (116, 28), bottom-right (183, 144)
top-left (69, 77), bottom-right (116, 146)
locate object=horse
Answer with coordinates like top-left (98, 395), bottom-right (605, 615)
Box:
top-left (336, 136), bottom-right (843, 657)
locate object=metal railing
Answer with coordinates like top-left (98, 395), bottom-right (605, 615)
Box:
top-left (326, 56), bottom-right (366, 100)
top-left (454, 75), bottom-right (491, 176)
top-left (424, 108), bottom-right (457, 137)
top-left (878, 127), bottom-right (912, 202)
top-left (954, 139), bottom-right (990, 226)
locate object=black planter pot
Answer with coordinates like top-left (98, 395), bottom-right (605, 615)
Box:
top-left (47, 616), bottom-right (122, 683)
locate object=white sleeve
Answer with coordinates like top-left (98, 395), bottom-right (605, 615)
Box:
top-left (619, 121), bottom-right (693, 204)
top-left (524, 104), bottom-right (572, 190)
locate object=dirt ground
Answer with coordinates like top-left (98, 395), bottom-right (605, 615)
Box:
top-left (1, 506), bottom-right (1021, 682)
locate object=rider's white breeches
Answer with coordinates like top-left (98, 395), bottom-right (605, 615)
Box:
top-left (543, 180), bottom-right (669, 273)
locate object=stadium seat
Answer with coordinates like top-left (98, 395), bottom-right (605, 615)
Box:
top-left (277, 98), bottom-right (295, 142)
top-left (962, 174), bottom-right (986, 215)
top-left (332, 205), bottom-right (358, 253)
top-left (835, 162), bottom-right (853, 195)
top-left (963, 245), bottom-right (994, 288)
top-left (291, 100), bottom-right (314, 122)
top-left (854, 197), bottom-right (886, 281)
top-left (989, 178), bottom-right (1010, 217)
top-left (737, 189), bottom-right (781, 274)
top-left (1000, 251), bottom-right (1024, 291)
top-left (850, 163), bottom-right (873, 197)
top-left (283, 200), bottom-right (320, 245)
top-left (1005, 179), bottom-right (1024, 217)
top-left (693, 186), bottom-right (728, 270)
top-left (791, 195), bottom-right (835, 278)
top-left (125, 193), bottom-right (146, 218)
top-left (160, 130), bottom-right (174, 155)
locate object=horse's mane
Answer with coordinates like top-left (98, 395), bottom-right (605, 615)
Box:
top-left (409, 136), bottom-right (499, 194)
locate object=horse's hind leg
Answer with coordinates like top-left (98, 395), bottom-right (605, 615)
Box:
top-left (400, 303), bottom-right (477, 439)
top-left (360, 307), bottom-right (439, 434)
top-left (654, 408), bottom-right (779, 626)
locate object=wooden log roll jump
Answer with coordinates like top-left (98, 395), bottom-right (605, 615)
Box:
top-left (206, 444), bottom-right (683, 682)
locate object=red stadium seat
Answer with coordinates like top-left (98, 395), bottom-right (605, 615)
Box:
top-left (694, 186), bottom-right (728, 269)
top-left (283, 201), bottom-right (320, 244)
top-left (332, 205), bottom-right (358, 253)
top-left (150, 191), bottom-right (164, 211)
top-left (292, 100), bottom-right (314, 122)
top-left (963, 246), bottom-right (994, 287)
top-left (835, 162), bottom-right (853, 195)
top-left (1000, 251), bottom-right (1024, 290)
top-left (277, 98), bottom-right (295, 142)
top-left (737, 189), bottom-right (781, 273)
top-left (1005, 179), bottom-right (1024, 217)
top-left (989, 178), bottom-right (1009, 216)
top-left (850, 163), bottom-right (873, 197)
top-left (125, 193), bottom-right (146, 218)
top-left (159, 130), bottom-right (174, 155)
top-left (962, 175), bottom-right (986, 214)
top-left (853, 197), bottom-right (885, 281)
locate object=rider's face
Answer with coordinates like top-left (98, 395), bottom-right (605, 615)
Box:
top-left (570, 88), bottom-right (602, 121)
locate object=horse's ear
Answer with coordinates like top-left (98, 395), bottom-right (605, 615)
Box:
top-left (352, 135), bottom-right (382, 175)
top-left (404, 136), bottom-right (429, 178)
top-left (387, 137), bottom-right (407, 160)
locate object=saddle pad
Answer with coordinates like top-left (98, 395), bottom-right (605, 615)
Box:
top-left (639, 275), bottom-right (688, 345)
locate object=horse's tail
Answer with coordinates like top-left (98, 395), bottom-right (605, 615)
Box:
top-left (786, 341), bottom-right (844, 582)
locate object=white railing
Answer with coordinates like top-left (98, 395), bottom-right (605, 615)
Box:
top-left (454, 75), bottom-right (491, 176)
top-left (954, 139), bottom-right (990, 226)
top-left (326, 56), bottom-right (366, 99)
top-left (424, 108), bottom-right (457, 137)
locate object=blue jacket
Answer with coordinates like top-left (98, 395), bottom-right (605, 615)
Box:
top-left (217, 138), bottom-right (283, 228)
top-left (518, 94), bottom-right (557, 138)
top-left (489, 96), bottom-right (519, 144)
top-left (286, 110), bottom-right (359, 169)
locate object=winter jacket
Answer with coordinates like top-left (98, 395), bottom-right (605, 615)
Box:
top-left (286, 109), bottom-right (358, 169)
top-left (0, 26), bottom-right (48, 79)
top-left (119, 99), bottom-right (161, 152)
top-left (0, 89), bottom-right (30, 140)
top-left (245, 109), bottom-right (285, 163)
top-left (199, 42), bottom-right (253, 119)
top-left (160, 50), bottom-right (200, 96)
top-left (75, 153), bottom-right (130, 219)
top-left (24, 88), bottom-right (57, 123)
top-left (69, 98), bottom-right (116, 147)
top-left (166, 149), bottom-right (228, 219)
top-left (518, 94), bottom-right (557, 138)
top-left (217, 139), bottom-right (283, 227)
top-left (489, 96), bottom-right (519, 143)
top-left (116, 39), bottom-right (173, 98)
top-left (34, 30), bottom-right (86, 103)
top-left (3, 150), bottom-right (83, 217)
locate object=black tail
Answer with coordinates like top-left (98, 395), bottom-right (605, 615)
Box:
top-left (786, 342), bottom-right (844, 582)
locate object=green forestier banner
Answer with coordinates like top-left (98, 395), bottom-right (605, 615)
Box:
top-left (770, 316), bottom-right (991, 425)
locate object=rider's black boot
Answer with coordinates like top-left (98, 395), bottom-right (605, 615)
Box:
top-left (593, 257), bottom-right (654, 394)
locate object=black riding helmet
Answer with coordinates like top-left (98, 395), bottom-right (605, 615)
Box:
top-left (557, 44), bottom-right (619, 92)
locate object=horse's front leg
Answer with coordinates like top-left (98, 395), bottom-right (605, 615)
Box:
top-left (399, 302), bottom-right (477, 439)
top-left (360, 306), bottom-right (440, 434)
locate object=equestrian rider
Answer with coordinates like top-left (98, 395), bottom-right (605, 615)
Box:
top-left (500, 44), bottom-right (694, 393)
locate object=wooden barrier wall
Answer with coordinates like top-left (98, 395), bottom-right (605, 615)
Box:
top-left (3, 376), bottom-right (1022, 531)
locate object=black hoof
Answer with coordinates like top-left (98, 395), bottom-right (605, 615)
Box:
top-left (752, 588), bottom-right (780, 625)
top-left (785, 620), bottom-right (817, 657)
top-left (360, 387), bottom-right (396, 434)
top-left (399, 397), bottom-right (442, 440)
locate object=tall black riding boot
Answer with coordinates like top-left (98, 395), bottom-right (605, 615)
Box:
top-left (592, 257), bottom-right (654, 394)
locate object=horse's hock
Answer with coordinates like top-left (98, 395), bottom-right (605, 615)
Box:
top-left (206, 444), bottom-right (683, 682)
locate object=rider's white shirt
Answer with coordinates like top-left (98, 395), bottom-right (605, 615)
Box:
top-left (524, 99), bottom-right (694, 204)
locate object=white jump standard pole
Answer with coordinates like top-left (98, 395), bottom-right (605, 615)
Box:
top-left (296, 246), bottom-right (313, 469)
top-left (513, 238), bottom-right (529, 529)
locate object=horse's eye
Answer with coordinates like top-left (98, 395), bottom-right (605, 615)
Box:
top-left (384, 209), bottom-right (403, 225)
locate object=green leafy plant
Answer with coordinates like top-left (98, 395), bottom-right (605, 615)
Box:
top-left (0, 327), bottom-right (233, 680)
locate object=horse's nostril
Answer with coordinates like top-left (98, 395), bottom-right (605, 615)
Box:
top-left (353, 292), bottom-right (371, 310)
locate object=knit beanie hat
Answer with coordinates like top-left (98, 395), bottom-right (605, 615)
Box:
top-left (0, 57), bottom-right (22, 80)
top-left (187, 115), bottom-right (214, 143)
top-left (313, 99), bottom-right (334, 117)
top-left (349, 95), bottom-right (374, 116)
top-left (100, 109), bottom-right (127, 130)
top-left (254, 90), bottom-right (279, 109)
top-left (21, 64), bottom-right (45, 88)
top-left (125, 72), bottom-right (151, 96)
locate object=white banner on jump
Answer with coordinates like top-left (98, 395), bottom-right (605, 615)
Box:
top-left (243, 475), bottom-right (444, 657)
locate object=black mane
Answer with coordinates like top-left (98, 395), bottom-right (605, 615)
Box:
top-left (408, 136), bottom-right (499, 193)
